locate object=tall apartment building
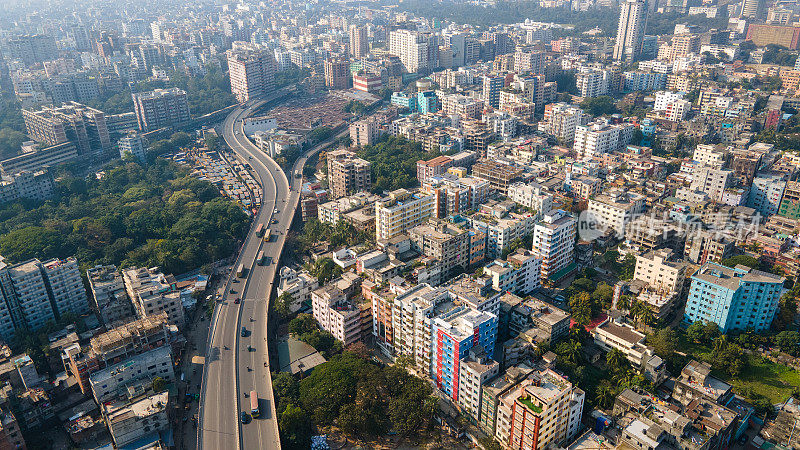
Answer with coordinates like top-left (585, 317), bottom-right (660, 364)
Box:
top-left (375, 189), bottom-right (435, 240)
top-left (0, 256), bottom-right (87, 336)
top-left (226, 44), bottom-right (277, 102)
top-left (684, 230), bottom-right (735, 265)
top-left (541, 103), bottom-right (585, 143)
top-left (349, 118), bottom-right (382, 147)
top-left (88, 345), bottom-right (174, 403)
top-left (326, 149), bottom-right (372, 199)
top-left (747, 171), bottom-right (787, 217)
top-left (122, 267), bottom-right (185, 327)
top-left (7, 34), bottom-right (57, 66)
top-left (690, 166), bottom-right (732, 202)
top-left (22, 102), bottom-right (111, 159)
top-left (482, 75), bottom-right (505, 109)
top-left (431, 306), bottom-right (498, 403)
top-left (389, 29), bottom-right (438, 73)
top-left (118, 132), bottom-right (146, 162)
top-left (685, 263), bottom-right (784, 333)
top-left (349, 25), bottom-right (369, 58)
top-left (495, 369), bottom-right (585, 449)
top-left (613, 0), bottom-right (648, 61)
top-left (576, 69), bottom-right (611, 98)
top-left (586, 189), bottom-right (646, 238)
top-left (483, 249), bottom-right (543, 295)
top-left (440, 94), bottom-right (482, 119)
top-left (513, 51), bottom-right (545, 75)
top-left (324, 58), bottom-right (350, 90)
top-left (311, 284), bottom-right (368, 346)
top-left (87, 265), bottom-right (135, 326)
top-left (573, 119), bottom-right (635, 157)
top-left (532, 210), bottom-right (577, 284)
top-left (132, 88), bottom-right (191, 132)
top-left (0, 170), bottom-right (54, 204)
top-left (409, 220), bottom-right (470, 278)
top-left (421, 174), bottom-right (490, 218)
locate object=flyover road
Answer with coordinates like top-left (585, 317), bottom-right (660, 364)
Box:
top-left (198, 93), bottom-right (347, 450)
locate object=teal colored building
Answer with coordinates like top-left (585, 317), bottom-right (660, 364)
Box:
top-left (685, 263), bottom-right (784, 333)
top-left (391, 92), bottom-right (417, 112)
top-left (417, 90), bottom-right (438, 114)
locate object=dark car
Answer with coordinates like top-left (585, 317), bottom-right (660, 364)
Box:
top-left (241, 326), bottom-right (247, 337)
top-left (234, 298), bottom-right (240, 304)
top-left (240, 412), bottom-right (249, 424)
top-left (229, 288), bottom-right (237, 294)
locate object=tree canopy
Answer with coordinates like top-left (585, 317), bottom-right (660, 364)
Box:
top-left (0, 159), bottom-right (249, 274)
top-left (355, 136), bottom-right (445, 193)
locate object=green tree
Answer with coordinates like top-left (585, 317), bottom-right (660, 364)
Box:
top-left (649, 328), bottom-right (678, 360)
top-left (721, 255), bottom-right (760, 269)
top-left (279, 403), bottom-right (314, 450)
top-left (289, 314), bottom-right (317, 335)
top-left (152, 376), bottom-right (167, 392)
top-left (580, 96), bottom-right (619, 117)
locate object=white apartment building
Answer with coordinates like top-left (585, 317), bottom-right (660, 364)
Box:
top-left (468, 207), bottom-right (537, 259)
top-left (573, 119), bottom-right (635, 157)
top-left (43, 257), bottom-right (89, 317)
top-left (103, 390), bottom-right (169, 448)
top-left (389, 30), bottom-right (437, 73)
top-left (507, 182), bottom-right (553, 217)
top-left (586, 189), bottom-right (646, 238)
top-left (311, 284), bottom-right (363, 346)
top-left (87, 265), bottom-right (135, 326)
top-left (576, 68), bottom-right (610, 98)
top-left (690, 166), bottom-right (732, 202)
top-left (375, 189), bottom-right (435, 241)
top-left (440, 94), bottom-right (482, 119)
top-left (654, 91), bottom-right (691, 121)
top-left (88, 345), bottom-right (174, 403)
top-left (748, 171), bottom-right (787, 217)
top-left (226, 43), bottom-right (276, 103)
top-left (458, 348), bottom-right (500, 422)
top-left (633, 248), bottom-right (690, 294)
top-left (6, 260), bottom-right (57, 331)
top-left (392, 284), bottom-right (450, 372)
top-left (277, 267), bottom-right (319, 313)
top-left (692, 144), bottom-right (728, 168)
top-left (122, 267), bottom-right (185, 327)
top-left (483, 249), bottom-right (543, 295)
top-left (541, 103), bottom-right (585, 143)
top-left (532, 210), bottom-right (577, 283)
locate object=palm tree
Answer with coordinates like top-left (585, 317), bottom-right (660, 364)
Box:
top-left (606, 348), bottom-right (624, 372)
top-left (629, 301), bottom-right (644, 327)
top-left (616, 295), bottom-right (631, 311)
top-left (713, 334), bottom-right (729, 354)
top-left (638, 306), bottom-right (656, 331)
top-left (596, 382), bottom-right (615, 409)
top-left (564, 340), bottom-right (582, 365)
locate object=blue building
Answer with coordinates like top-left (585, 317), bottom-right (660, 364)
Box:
top-left (430, 306), bottom-right (497, 402)
top-left (685, 263), bottom-right (784, 333)
top-left (391, 91), bottom-right (417, 112)
top-left (417, 90), bottom-right (438, 114)
top-left (623, 71), bottom-right (667, 92)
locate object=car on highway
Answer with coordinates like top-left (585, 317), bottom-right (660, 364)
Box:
top-left (273, 208), bottom-right (278, 214)
top-left (234, 298), bottom-right (240, 304)
top-left (295, 173), bottom-right (301, 178)
top-left (240, 412), bottom-right (250, 424)
top-left (229, 288), bottom-right (237, 294)
top-left (271, 219), bottom-right (278, 224)
top-left (241, 326), bottom-right (247, 337)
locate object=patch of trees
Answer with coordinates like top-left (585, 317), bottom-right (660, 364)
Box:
top-left (289, 314), bottom-right (342, 358)
top-left (580, 96), bottom-right (619, 117)
top-left (146, 132), bottom-right (192, 160)
top-left (0, 159), bottom-right (249, 275)
top-left (343, 100), bottom-right (367, 115)
top-left (0, 96), bottom-right (27, 160)
top-left (274, 67), bottom-right (311, 89)
top-left (272, 351), bottom-right (436, 449)
top-left (356, 136), bottom-right (444, 192)
top-left (761, 44), bottom-right (798, 67)
top-left (297, 219), bottom-right (374, 257)
top-left (565, 277), bottom-right (614, 326)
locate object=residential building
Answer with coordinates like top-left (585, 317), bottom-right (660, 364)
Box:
top-left (468, 202), bottom-right (537, 259)
top-left (88, 345), bottom-right (173, 403)
top-left (327, 149), bottom-right (372, 199)
top-left (483, 249), bottom-right (543, 295)
top-left (417, 156), bottom-right (454, 185)
top-left (483, 75), bottom-right (505, 109)
top-left (613, 0), bottom-right (648, 61)
top-left (227, 44), bottom-right (277, 102)
top-left (311, 284), bottom-right (368, 346)
top-left (87, 265), bottom-right (135, 326)
top-left (122, 267), bottom-right (185, 327)
top-left (277, 267), bottom-right (319, 312)
top-left (349, 118), bottom-right (383, 147)
top-left (684, 230), bottom-right (735, 265)
top-left (22, 102), bottom-right (111, 159)
top-left (573, 119), bottom-right (635, 157)
top-left (324, 58), bottom-right (350, 90)
top-left (117, 132), bottom-right (146, 162)
top-left (0, 170), bottom-right (54, 204)
top-left (507, 182), bottom-right (554, 217)
top-left (748, 171), bottom-right (787, 217)
top-left (591, 317), bottom-right (665, 384)
top-left (633, 248), bottom-right (690, 294)
top-left (586, 189), bottom-right (646, 238)
top-left (132, 88), bottom-right (190, 132)
top-left (431, 306), bottom-right (498, 402)
top-left (458, 346), bottom-right (500, 422)
top-left (495, 369), bottom-right (585, 449)
top-left (504, 295), bottom-right (570, 345)
top-left (690, 166), bottom-right (733, 202)
top-left (349, 25), bottom-right (369, 59)
top-left (389, 29), bottom-right (438, 73)
top-left (778, 181), bottom-right (800, 219)
top-left (685, 262), bottom-right (785, 333)
top-left (375, 189), bottom-right (435, 240)
top-left (479, 364), bottom-right (536, 436)
top-left (409, 220), bottom-right (470, 279)
top-left (532, 210), bottom-right (577, 284)
top-left (0, 141), bottom-right (78, 174)
top-left (0, 407), bottom-right (25, 450)
top-left (745, 24), bottom-right (800, 49)
top-left (102, 390), bottom-right (169, 448)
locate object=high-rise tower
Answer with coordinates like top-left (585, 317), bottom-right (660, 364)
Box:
top-left (613, 0), bottom-right (648, 62)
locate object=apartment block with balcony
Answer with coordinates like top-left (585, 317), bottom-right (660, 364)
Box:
top-left (375, 189), bottom-right (435, 241)
top-left (532, 210), bottom-right (577, 285)
top-left (122, 267), bottom-right (185, 328)
top-left (327, 149), bottom-right (372, 200)
top-left (311, 284), bottom-right (369, 346)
